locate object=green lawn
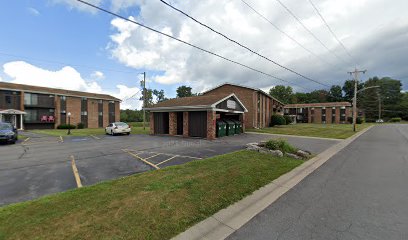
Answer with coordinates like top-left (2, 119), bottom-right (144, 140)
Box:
top-left (0, 150), bottom-right (303, 240)
top-left (128, 122), bottom-right (150, 128)
top-left (30, 126), bottom-right (150, 137)
top-left (248, 123), bottom-right (373, 139)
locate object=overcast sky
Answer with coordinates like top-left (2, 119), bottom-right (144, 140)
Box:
top-left (1, 0), bottom-right (407, 109)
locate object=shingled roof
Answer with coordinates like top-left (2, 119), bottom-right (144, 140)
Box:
top-left (145, 93), bottom-right (247, 112)
top-left (0, 82), bottom-right (120, 101)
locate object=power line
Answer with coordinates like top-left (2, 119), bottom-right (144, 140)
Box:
top-left (158, 0), bottom-right (330, 88)
top-left (75, 0), bottom-right (314, 92)
top-left (307, 0), bottom-right (356, 65)
top-left (275, 0), bottom-right (349, 66)
top-left (239, 0), bottom-right (338, 70)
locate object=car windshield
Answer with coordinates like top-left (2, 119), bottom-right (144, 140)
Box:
top-left (115, 122), bottom-right (128, 127)
top-left (0, 123), bottom-right (12, 130)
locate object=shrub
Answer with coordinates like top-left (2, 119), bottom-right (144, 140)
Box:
top-left (347, 117), bottom-right (363, 124)
top-left (271, 115), bottom-right (286, 126)
top-left (265, 139), bottom-right (297, 154)
top-left (390, 117), bottom-right (401, 122)
top-left (283, 115), bottom-right (292, 125)
top-left (77, 123), bottom-right (85, 129)
top-left (57, 124), bottom-right (76, 129)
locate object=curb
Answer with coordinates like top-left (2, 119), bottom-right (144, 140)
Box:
top-left (172, 126), bottom-right (374, 240)
top-left (246, 131), bottom-right (342, 141)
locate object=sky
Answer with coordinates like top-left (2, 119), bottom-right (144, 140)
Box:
top-left (0, 0), bottom-right (407, 109)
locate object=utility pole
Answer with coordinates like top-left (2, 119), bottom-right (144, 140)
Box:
top-left (348, 68), bottom-right (366, 132)
top-left (142, 72), bottom-right (146, 130)
top-left (378, 93), bottom-right (381, 121)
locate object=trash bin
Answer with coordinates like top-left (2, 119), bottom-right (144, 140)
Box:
top-left (231, 119), bottom-right (242, 134)
top-left (216, 120), bottom-right (226, 137)
top-left (224, 120), bottom-right (236, 136)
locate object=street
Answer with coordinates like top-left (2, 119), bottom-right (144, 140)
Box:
top-left (228, 124), bottom-right (408, 240)
top-left (0, 132), bottom-right (337, 206)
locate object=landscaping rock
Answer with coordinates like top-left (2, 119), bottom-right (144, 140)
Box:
top-left (296, 150), bottom-right (311, 158)
top-left (286, 153), bottom-right (302, 159)
top-left (258, 148), bottom-right (283, 157)
top-left (246, 143), bottom-right (260, 151)
top-left (258, 141), bottom-right (266, 147)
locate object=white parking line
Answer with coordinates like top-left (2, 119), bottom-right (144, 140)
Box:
top-left (144, 154), bottom-right (161, 160)
top-left (122, 149), bottom-right (160, 170)
top-left (126, 149), bottom-right (202, 160)
top-left (156, 155), bottom-right (178, 166)
top-left (90, 135), bottom-right (100, 140)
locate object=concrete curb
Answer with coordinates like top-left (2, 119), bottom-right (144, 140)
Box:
top-left (246, 131), bottom-right (342, 141)
top-left (172, 126), bottom-right (374, 240)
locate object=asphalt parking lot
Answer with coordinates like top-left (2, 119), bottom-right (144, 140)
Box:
top-left (0, 132), bottom-right (340, 206)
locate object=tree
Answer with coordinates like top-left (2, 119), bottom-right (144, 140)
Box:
top-left (153, 89), bottom-right (168, 103)
top-left (269, 85), bottom-right (293, 104)
top-left (328, 85), bottom-right (343, 102)
top-left (342, 80), bottom-right (364, 101)
top-left (176, 85), bottom-right (193, 98)
top-left (139, 89), bottom-right (154, 107)
top-left (308, 90), bottom-right (329, 103)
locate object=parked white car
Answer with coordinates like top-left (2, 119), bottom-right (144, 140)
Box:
top-left (105, 122), bottom-right (131, 136)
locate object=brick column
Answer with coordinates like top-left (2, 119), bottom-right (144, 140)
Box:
top-left (183, 112), bottom-right (189, 137)
top-left (206, 110), bottom-right (216, 140)
top-left (240, 113), bottom-right (246, 133)
top-left (149, 112), bottom-right (154, 134)
top-left (169, 112), bottom-right (177, 135)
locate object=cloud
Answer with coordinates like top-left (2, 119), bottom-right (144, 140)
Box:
top-left (2, 61), bottom-right (141, 109)
top-left (105, 0), bottom-right (408, 93)
top-left (90, 70), bottom-right (105, 80)
top-left (27, 7), bottom-right (40, 16)
top-left (51, 0), bottom-right (103, 14)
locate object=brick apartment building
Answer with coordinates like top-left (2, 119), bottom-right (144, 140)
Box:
top-left (202, 83), bottom-right (284, 128)
top-left (0, 82), bottom-right (120, 130)
top-left (284, 102), bottom-right (353, 124)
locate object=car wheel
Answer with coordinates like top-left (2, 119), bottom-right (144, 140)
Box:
top-left (126, 132), bottom-right (130, 135)
top-left (111, 130), bottom-right (115, 136)
top-left (11, 140), bottom-right (16, 144)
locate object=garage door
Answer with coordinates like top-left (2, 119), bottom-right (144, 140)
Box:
top-left (189, 111), bottom-right (207, 138)
top-left (154, 112), bottom-right (169, 134)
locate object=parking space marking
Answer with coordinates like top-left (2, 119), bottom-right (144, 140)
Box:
top-left (156, 155), bottom-right (178, 166)
top-left (22, 138), bottom-right (62, 146)
top-left (70, 155), bottom-right (83, 188)
top-left (23, 137), bottom-right (30, 143)
top-left (145, 154), bottom-right (161, 160)
top-left (59, 136), bottom-right (63, 143)
top-left (123, 149), bottom-right (202, 160)
top-left (122, 149), bottom-right (160, 170)
top-left (90, 135), bottom-right (100, 140)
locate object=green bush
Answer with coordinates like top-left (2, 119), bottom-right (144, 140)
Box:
top-left (77, 123), bottom-right (85, 129)
top-left (347, 117), bottom-right (363, 124)
top-left (57, 124), bottom-right (76, 129)
top-left (265, 139), bottom-right (297, 154)
top-left (283, 115), bottom-right (292, 125)
top-left (271, 115), bottom-right (286, 126)
top-left (390, 117), bottom-right (401, 122)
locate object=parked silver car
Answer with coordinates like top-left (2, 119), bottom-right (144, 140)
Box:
top-left (105, 122), bottom-right (131, 136)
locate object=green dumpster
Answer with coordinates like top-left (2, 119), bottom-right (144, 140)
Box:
top-left (216, 120), bottom-right (226, 137)
top-left (231, 119), bottom-right (242, 134)
top-left (224, 120), bottom-right (236, 136)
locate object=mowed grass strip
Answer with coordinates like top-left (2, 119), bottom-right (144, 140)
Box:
top-left (30, 126), bottom-right (149, 137)
top-left (248, 123), bottom-right (373, 139)
top-left (0, 151), bottom-right (303, 240)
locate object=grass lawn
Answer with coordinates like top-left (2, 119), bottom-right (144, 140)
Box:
top-left (30, 126), bottom-right (150, 137)
top-left (0, 150), bottom-right (303, 240)
top-left (128, 122), bottom-right (150, 128)
top-left (248, 123), bottom-right (373, 139)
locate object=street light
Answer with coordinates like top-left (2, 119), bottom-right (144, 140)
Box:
top-left (67, 112), bottom-right (71, 135)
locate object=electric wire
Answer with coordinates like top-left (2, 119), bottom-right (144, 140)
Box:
top-left (158, 0), bottom-right (330, 88)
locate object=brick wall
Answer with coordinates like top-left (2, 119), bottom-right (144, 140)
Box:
top-left (103, 100), bottom-right (109, 127)
top-left (314, 108), bottom-right (322, 124)
top-left (115, 101), bottom-right (120, 122)
top-left (183, 111), bottom-right (189, 137)
top-left (149, 112), bottom-right (154, 134)
top-left (66, 96), bottom-right (81, 126)
top-left (54, 95), bottom-right (61, 128)
top-left (206, 110), bottom-right (216, 140)
top-left (87, 99), bottom-right (99, 128)
top-left (169, 112), bottom-right (177, 135)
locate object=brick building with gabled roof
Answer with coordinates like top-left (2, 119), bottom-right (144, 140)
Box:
top-left (284, 102), bottom-right (353, 124)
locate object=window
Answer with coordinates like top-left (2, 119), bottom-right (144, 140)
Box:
top-left (81, 111), bottom-right (88, 116)
top-left (49, 109), bottom-right (54, 113)
top-left (24, 109), bottom-right (38, 122)
top-left (5, 96), bottom-right (11, 104)
top-left (60, 96), bottom-right (66, 101)
top-left (322, 108), bottom-right (326, 123)
top-left (24, 93), bottom-right (38, 106)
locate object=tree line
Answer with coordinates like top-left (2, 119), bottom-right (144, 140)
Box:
top-left (269, 76), bottom-right (408, 121)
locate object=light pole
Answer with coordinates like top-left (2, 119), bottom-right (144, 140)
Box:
top-left (140, 72), bottom-right (146, 130)
top-left (67, 112), bottom-right (71, 135)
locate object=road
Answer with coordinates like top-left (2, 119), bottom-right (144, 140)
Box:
top-left (0, 132), bottom-right (338, 206)
top-left (228, 124), bottom-right (408, 240)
